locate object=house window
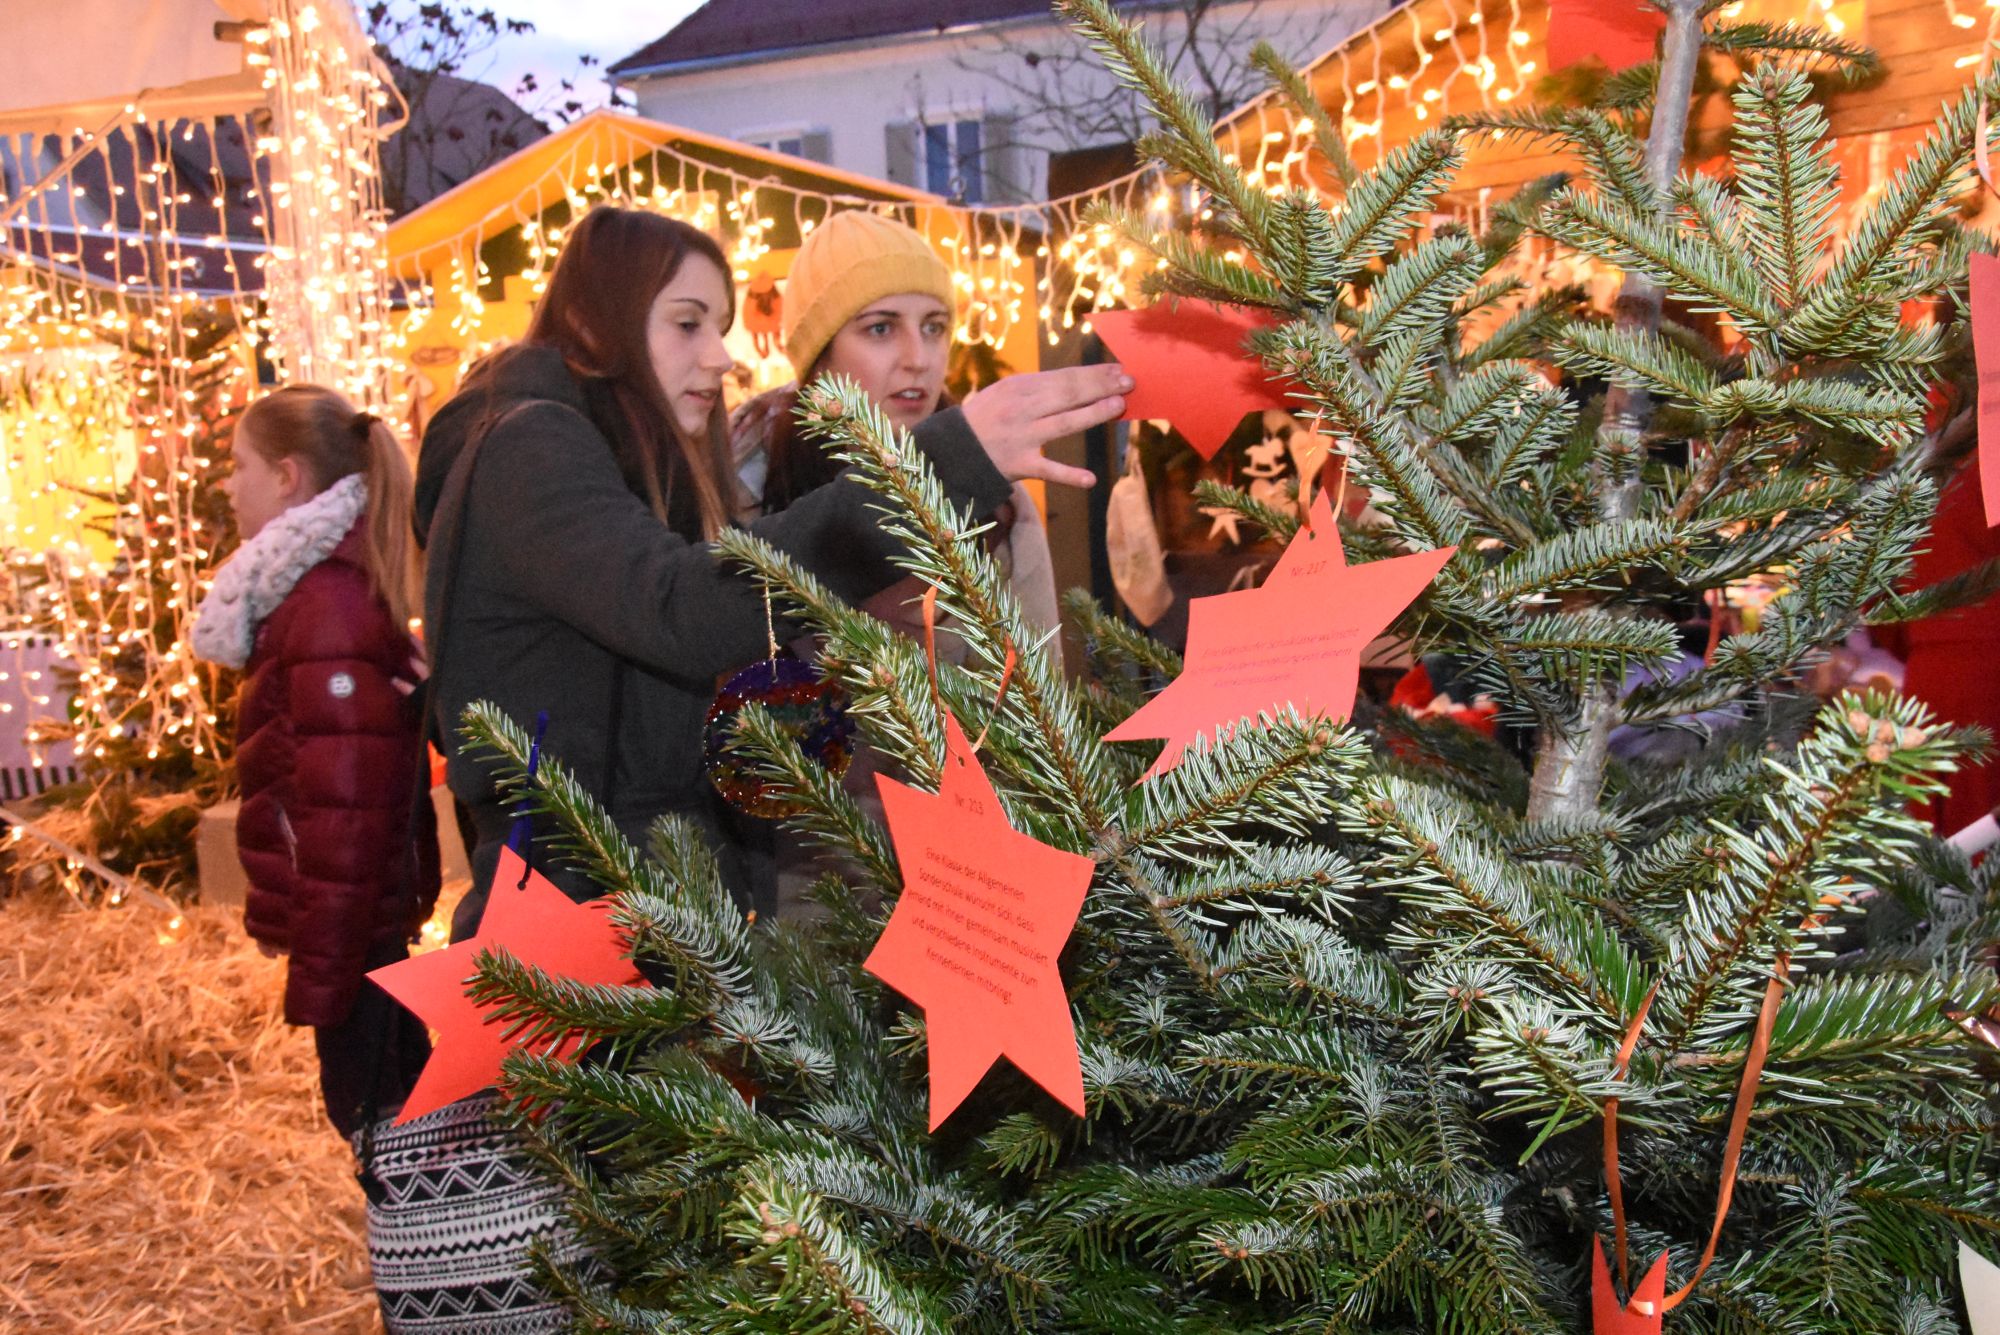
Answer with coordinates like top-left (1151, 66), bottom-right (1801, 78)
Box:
top-left (922, 118), bottom-right (983, 204)
top-left (745, 129), bottom-right (831, 164)
top-left (887, 114), bottom-right (1022, 203)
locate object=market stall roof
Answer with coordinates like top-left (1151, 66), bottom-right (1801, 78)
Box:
top-left (0, 118), bottom-right (269, 297)
top-left (0, 0), bottom-right (270, 135)
top-left (385, 109), bottom-right (947, 282)
top-left (1210, 0), bottom-right (1983, 201)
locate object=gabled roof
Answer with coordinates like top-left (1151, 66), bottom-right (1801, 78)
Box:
top-left (384, 109), bottom-right (939, 281)
top-left (0, 119), bottom-right (271, 296)
top-left (609, 0), bottom-right (1065, 77)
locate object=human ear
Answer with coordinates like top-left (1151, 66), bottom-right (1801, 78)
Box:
top-left (274, 455), bottom-right (306, 502)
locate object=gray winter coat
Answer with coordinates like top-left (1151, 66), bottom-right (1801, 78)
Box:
top-left (413, 345), bottom-right (1011, 937)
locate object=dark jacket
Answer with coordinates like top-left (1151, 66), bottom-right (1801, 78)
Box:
top-left (413, 345), bottom-right (1012, 936)
top-left (235, 521), bottom-right (442, 1027)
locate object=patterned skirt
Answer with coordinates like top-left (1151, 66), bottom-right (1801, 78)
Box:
top-left (354, 1091), bottom-right (590, 1333)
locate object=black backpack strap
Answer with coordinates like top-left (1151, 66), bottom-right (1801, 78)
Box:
top-left (420, 401), bottom-right (546, 751)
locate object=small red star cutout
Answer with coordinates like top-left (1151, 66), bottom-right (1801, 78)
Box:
top-left (1547, 0), bottom-right (1664, 73)
top-left (1091, 300), bottom-right (1304, 458)
top-left (1592, 1238), bottom-right (1667, 1335)
top-left (369, 847), bottom-right (647, 1123)
top-left (865, 712), bottom-right (1094, 1130)
top-left (1105, 490), bottom-right (1454, 778)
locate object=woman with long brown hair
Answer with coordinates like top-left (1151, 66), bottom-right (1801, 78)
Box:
top-left (414, 206), bottom-right (1129, 937)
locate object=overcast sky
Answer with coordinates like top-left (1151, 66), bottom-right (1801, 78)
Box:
top-left (465, 1), bottom-right (706, 113)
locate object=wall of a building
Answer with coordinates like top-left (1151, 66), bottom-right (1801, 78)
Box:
top-left (619, 0), bottom-right (1394, 203)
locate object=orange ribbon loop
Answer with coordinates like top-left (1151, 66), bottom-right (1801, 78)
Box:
top-left (1605, 983), bottom-right (1659, 1292)
top-left (1662, 954), bottom-right (1789, 1312)
top-left (1600, 958), bottom-right (1789, 1319)
top-left (921, 584), bottom-right (944, 717)
top-left (918, 583), bottom-right (1017, 753)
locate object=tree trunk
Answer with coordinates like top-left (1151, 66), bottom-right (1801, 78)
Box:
top-left (1525, 0), bottom-right (1706, 822)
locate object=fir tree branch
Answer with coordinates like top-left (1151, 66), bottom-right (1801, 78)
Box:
top-left (797, 379), bottom-right (1116, 831)
top-left (727, 1173), bottom-right (949, 1333)
top-left (1319, 132), bottom-right (1465, 290)
top-left (1057, 0), bottom-right (1277, 263)
top-left (1250, 42), bottom-right (1358, 189)
top-left (1191, 480), bottom-right (1300, 546)
top-left (1661, 694), bottom-right (1953, 1050)
top-left (728, 702), bottom-right (901, 896)
top-left (1730, 64), bottom-right (1840, 309)
top-left (1705, 20), bottom-right (1882, 80)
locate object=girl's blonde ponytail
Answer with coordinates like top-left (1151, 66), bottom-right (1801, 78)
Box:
top-left (356, 414), bottom-right (419, 631)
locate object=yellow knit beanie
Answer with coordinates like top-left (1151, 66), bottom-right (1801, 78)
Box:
top-left (782, 211), bottom-right (956, 377)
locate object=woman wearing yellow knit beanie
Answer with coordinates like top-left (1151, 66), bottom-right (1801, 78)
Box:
top-left (732, 211), bottom-right (1064, 654)
top-left (728, 211), bottom-right (1068, 914)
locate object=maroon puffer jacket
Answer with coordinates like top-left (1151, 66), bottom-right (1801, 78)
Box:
top-left (233, 520), bottom-right (440, 1027)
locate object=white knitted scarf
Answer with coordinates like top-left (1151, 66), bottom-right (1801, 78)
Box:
top-left (191, 474), bottom-right (368, 670)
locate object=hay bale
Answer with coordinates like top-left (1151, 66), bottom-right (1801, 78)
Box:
top-left (0, 884), bottom-right (378, 1332)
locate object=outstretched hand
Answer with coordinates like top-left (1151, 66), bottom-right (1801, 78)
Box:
top-left (960, 363), bottom-right (1133, 489)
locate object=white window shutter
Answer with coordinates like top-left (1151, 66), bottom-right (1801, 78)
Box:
top-left (979, 111), bottom-right (1024, 204)
top-left (884, 122), bottom-right (919, 188)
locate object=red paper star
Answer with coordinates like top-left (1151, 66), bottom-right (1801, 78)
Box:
top-left (1592, 1238), bottom-right (1667, 1335)
top-left (1091, 300), bottom-right (1305, 458)
top-left (1547, 0), bottom-right (1665, 73)
top-left (369, 847), bottom-right (647, 1123)
top-left (1105, 491), bottom-right (1453, 777)
top-left (865, 713), bottom-right (1094, 1130)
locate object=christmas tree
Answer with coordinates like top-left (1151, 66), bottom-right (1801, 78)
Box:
top-left (449, 1), bottom-right (2000, 1328)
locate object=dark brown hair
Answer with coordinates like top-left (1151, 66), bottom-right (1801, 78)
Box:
top-left (238, 386), bottom-right (418, 627)
top-left (526, 206), bottom-right (737, 537)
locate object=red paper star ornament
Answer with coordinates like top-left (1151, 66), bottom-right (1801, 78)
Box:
top-left (1548, 0), bottom-right (1665, 73)
top-left (1105, 493), bottom-right (1453, 778)
top-left (1591, 1237), bottom-right (1667, 1335)
top-left (369, 847), bottom-right (647, 1122)
top-left (1091, 300), bottom-right (1304, 458)
top-left (865, 713), bottom-right (1094, 1130)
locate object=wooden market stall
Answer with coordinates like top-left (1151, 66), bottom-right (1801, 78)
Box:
top-left (384, 110), bottom-right (1049, 428)
top-left (1214, 0), bottom-right (1986, 219)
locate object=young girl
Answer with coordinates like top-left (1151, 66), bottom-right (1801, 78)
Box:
top-left (193, 385), bottom-right (439, 1137)
top-left (412, 206), bottom-right (1128, 937)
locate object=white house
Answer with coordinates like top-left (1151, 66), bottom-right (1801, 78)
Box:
top-left (609, 0), bottom-right (1396, 205)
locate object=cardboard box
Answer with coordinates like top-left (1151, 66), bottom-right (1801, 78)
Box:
top-left (197, 786), bottom-right (471, 907)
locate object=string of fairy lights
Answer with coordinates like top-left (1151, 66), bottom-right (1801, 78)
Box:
top-left (0, 0), bottom-right (1988, 867)
top-left (0, 0), bottom-right (393, 777)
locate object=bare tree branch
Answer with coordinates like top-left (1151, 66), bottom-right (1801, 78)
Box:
top-left (952, 0), bottom-right (1341, 163)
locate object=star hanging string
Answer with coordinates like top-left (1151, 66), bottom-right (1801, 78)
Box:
top-left (1105, 489), bottom-right (1454, 778)
top-left (1090, 300), bottom-right (1304, 458)
top-left (864, 712), bottom-right (1094, 1130)
top-left (369, 847), bottom-right (648, 1122)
